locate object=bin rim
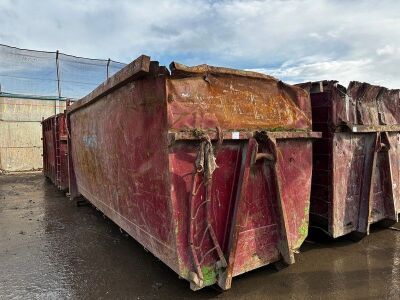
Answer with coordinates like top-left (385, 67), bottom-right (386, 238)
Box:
top-left (168, 129), bottom-right (321, 142)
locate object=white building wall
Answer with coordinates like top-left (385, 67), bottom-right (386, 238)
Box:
top-left (0, 96), bottom-right (67, 172)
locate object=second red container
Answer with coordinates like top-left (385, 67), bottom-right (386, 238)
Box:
top-left (299, 80), bottom-right (400, 238)
top-left (42, 112), bottom-right (69, 191)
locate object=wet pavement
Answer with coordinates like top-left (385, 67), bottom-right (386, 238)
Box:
top-left (0, 173), bottom-right (399, 300)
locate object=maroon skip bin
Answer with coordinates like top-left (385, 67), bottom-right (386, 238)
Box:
top-left (67, 55), bottom-right (320, 290)
top-left (298, 80), bottom-right (400, 239)
top-left (42, 111), bottom-right (69, 191)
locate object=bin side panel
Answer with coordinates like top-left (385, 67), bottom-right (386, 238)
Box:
top-left (277, 139), bottom-right (313, 249)
top-left (349, 82), bottom-right (400, 126)
top-left (169, 143), bottom-right (242, 284)
top-left (168, 140), bottom-right (303, 283)
top-left (348, 82), bottom-right (381, 125)
top-left (43, 118), bottom-right (56, 183)
top-left (331, 133), bottom-right (374, 237)
top-left (385, 90), bottom-right (400, 124)
top-left (309, 91), bottom-right (333, 227)
top-left (59, 140), bottom-right (68, 190)
top-left (167, 76), bottom-right (311, 131)
top-left (388, 133), bottom-right (400, 214)
top-left (370, 151), bottom-right (392, 222)
top-left (57, 114), bottom-right (69, 190)
top-left (69, 77), bottom-right (179, 272)
top-left (378, 89), bottom-right (398, 125)
top-left (42, 119), bottom-right (49, 177)
top-left (332, 87), bottom-right (357, 126)
top-left (368, 133), bottom-right (399, 222)
top-left (310, 139), bottom-right (331, 224)
top-left (232, 159), bottom-right (280, 276)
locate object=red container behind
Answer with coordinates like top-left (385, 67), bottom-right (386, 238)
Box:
top-left (299, 81), bottom-right (400, 238)
top-left (67, 55), bottom-right (320, 290)
top-left (42, 112), bottom-right (69, 191)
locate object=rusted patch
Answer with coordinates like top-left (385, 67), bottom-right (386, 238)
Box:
top-left (170, 61), bottom-right (277, 80)
top-left (167, 63), bottom-right (311, 132)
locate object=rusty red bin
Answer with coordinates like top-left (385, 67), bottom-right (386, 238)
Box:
top-left (67, 55), bottom-right (320, 290)
top-left (299, 80), bottom-right (400, 238)
top-left (42, 112), bottom-right (69, 191)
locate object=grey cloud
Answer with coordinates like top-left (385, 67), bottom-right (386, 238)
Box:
top-left (0, 0), bottom-right (399, 88)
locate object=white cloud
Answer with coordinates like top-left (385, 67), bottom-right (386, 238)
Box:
top-left (0, 0), bottom-right (400, 88)
top-left (376, 45), bottom-right (398, 56)
top-left (251, 58), bottom-right (373, 88)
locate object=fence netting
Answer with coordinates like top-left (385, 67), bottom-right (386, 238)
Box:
top-left (0, 44), bottom-right (126, 99)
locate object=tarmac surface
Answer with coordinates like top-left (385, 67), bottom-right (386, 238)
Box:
top-left (0, 173), bottom-right (399, 300)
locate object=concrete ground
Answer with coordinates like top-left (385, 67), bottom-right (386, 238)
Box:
top-left (0, 173), bottom-right (399, 300)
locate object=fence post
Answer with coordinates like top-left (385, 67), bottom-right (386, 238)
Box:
top-left (107, 58), bottom-right (111, 79)
top-left (55, 50), bottom-right (61, 114)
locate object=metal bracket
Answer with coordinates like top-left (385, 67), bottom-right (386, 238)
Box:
top-left (255, 133), bottom-right (295, 265)
top-left (356, 131), bottom-right (397, 235)
top-left (217, 138), bottom-right (258, 290)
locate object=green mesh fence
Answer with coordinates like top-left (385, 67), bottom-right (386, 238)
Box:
top-left (0, 44), bottom-right (126, 100)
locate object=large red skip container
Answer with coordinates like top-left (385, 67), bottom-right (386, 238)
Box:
top-left (67, 55), bottom-right (319, 290)
top-left (300, 80), bottom-right (400, 238)
top-left (42, 112), bottom-right (69, 191)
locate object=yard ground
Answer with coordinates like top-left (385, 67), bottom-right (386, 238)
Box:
top-left (0, 173), bottom-right (399, 299)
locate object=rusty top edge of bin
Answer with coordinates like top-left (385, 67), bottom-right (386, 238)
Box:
top-left (67, 54), bottom-right (310, 127)
top-left (168, 62), bottom-right (312, 131)
top-left (348, 80), bottom-right (400, 93)
top-left (41, 113), bottom-right (65, 124)
top-left (296, 80), bottom-right (346, 95)
top-left (169, 61), bottom-right (277, 81)
top-left (343, 124), bottom-right (400, 133)
top-left (68, 55), bottom-right (282, 116)
top-left (41, 115), bottom-right (55, 124)
top-left (297, 80), bottom-right (399, 95)
top-left (297, 79), bottom-right (400, 128)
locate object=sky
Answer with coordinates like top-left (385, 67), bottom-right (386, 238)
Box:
top-left (1, 0), bottom-right (400, 89)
